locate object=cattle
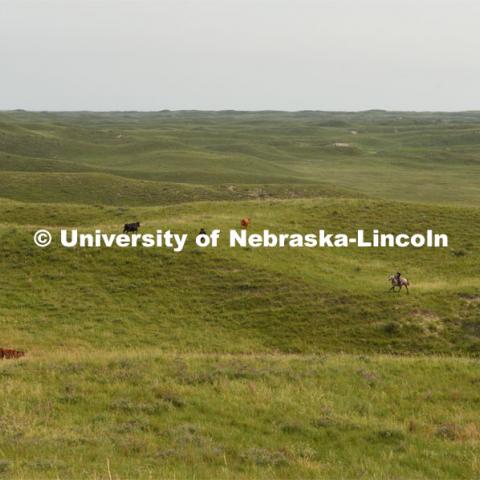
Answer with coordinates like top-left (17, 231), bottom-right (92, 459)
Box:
top-left (240, 217), bottom-right (251, 229)
top-left (0, 348), bottom-right (25, 359)
top-left (123, 222), bottom-right (140, 234)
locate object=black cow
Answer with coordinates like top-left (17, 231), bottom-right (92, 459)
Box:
top-left (123, 222), bottom-right (140, 234)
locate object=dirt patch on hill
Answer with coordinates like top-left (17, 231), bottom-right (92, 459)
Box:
top-left (459, 294), bottom-right (480, 305)
top-left (435, 422), bottom-right (480, 442)
top-left (408, 310), bottom-right (444, 335)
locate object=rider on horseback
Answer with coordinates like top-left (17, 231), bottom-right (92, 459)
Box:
top-left (388, 272), bottom-right (409, 294)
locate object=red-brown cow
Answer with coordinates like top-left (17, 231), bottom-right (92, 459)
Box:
top-left (0, 348), bottom-right (25, 359)
top-left (240, 217), bottom-right (251, 229)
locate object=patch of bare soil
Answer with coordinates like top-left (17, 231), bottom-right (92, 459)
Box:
top-left (459, 294), bottom-right (480, 305)
top-left (408, 309), bottom-right (444, 335)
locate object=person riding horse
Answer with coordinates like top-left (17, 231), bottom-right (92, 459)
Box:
top-left (388, 272), bottom-right (410, 294)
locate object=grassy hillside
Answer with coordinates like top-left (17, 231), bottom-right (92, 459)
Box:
top-left (0, 172), bottom-right (358, 206)
top-left (1, 110), bottom-right (480, 205)
top-left (0, 111), bottom-right (479, 478)
top-left (1, 196), bottom-right (479, 355)
top-left (1, 353), bottom-right (479, 479)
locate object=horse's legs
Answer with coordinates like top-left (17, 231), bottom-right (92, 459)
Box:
top-left (405, 285), bottom-right (409, 295)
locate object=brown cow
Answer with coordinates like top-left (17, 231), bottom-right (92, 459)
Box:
top-left (241, 217), bottom-right (251, 229)
top-left (0, 348), bottom-right (25, 359)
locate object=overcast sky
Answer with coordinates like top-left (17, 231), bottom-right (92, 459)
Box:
top-left (1, 0), bottom-right (479, 111)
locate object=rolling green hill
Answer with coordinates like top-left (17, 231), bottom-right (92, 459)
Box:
top-left (1, 196), bottom-right (479, 354)
top-left (1, 110), bottom-right (480, 204)
top-left (0, 111), bottom-right (479, 478)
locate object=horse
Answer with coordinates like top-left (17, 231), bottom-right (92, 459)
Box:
top-left (388, 275), bottom-right (410, 294)
top-left (123, 222), bottom-right (140, 234)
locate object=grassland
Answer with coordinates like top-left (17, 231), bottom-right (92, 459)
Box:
top-left (0, 111), bottom-right (479, 478)
top-left (1, 110), bottom-right (480, 205)
top-left (1, 352), bottom-right (480, 479)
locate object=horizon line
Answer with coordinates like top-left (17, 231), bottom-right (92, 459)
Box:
top-left (2, 108), bottom-right (480, 114)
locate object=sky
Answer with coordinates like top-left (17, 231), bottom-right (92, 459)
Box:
top-left (1, 0), bottom-right (479, 111)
